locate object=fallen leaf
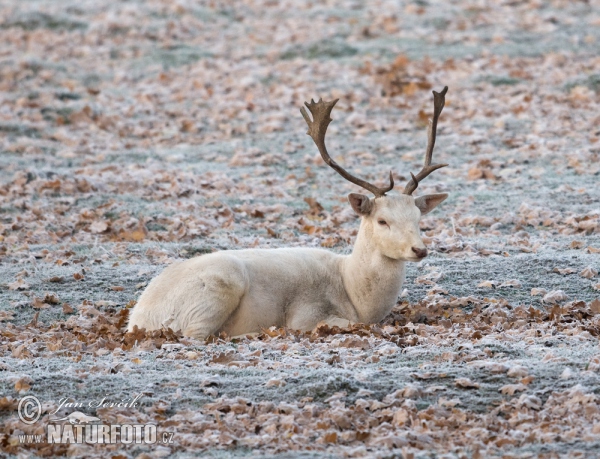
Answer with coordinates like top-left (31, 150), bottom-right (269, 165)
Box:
top-left (392, 408), bottom-right (409, 426)
top-left (455, 378), bottom-right (480, 389)
top-left (531, 288), bottom-right (547, 296)
top-left (507, 366), bottom-right (529, 378)
top-left (47, 276), bottom-right (64, 283)
top-left (477, 280), bottom-right (496, 289)
top-left (580, 266), bottom-right (598, 279)
top-left (560, 368), bottom-right (575, 379)
top-left (0, 311), bottom-right (15, 321)
top-left (499, 279), bottom-right (522, 288)
top-left (15, 377), bottom-right (32, 393)
top-left (590, 299), bottom-right (600, 314)
top-left (517, 394), bottom-right (542, 410)
top-left (520, 376), bottom-right (535, 385)
top-left (43, 293), bottom-right (60, 304)
top-left (499, 384), bottom-right (526, 395)
top-left (90, 220), bottom-right (109, 233)
top-left (323, 432), bottom-right (337, 444)
top-left (543, 290), bottom-right (568, 304)
top-left (8, 279), bottom-right (30, 291)
top-left (62, 303), bottom-right (75, 314)
top-left (265, 378), bottom-right (286, 387)
top-left (111, 286), bottom-right (125, 291)
top-left (31, 297), bottom-right (50, 309)
top-left (553, 267), bottom-right (576, 275)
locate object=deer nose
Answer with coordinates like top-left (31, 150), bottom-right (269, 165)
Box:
top-left (412, 247), bottom-right (428, 258)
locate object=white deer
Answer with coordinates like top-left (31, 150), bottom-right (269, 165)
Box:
top-left (128, 87), bottom-right (450, 338)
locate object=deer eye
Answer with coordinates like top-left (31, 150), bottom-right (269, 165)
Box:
top-left (377, 219), bottom-right (387, 226)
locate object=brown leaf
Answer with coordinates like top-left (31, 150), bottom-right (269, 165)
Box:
top-left (590, 299), bottom-right (600, 314)
top-left (580, 266), bottom-right (598, 279)
top-left (43, 293), bottom-right (60, 305)
top-left (553, 267), bottom-right (576, 275)
top-left (499, 383), bottom-right (526, 395)
top-left (62, 303), bottom-right (75, 314)
top-left (455, 378), bottom-right (480, 389)
top-left (8, 279), bottom-right (30, 291)
top-left (90, 220), bottom-right (109, 233)
top-left (73, 272), bottom-right (85, 281)
top-left (31, 297), bottom-right (50, 309)
top-left (322, 432), bottom-right (338, 444)
top-left (15, 377), bottom-right (32, 393)
top-left (0, 396), bottom-right (18, 411)
top-left (520, 376), bottom-right (535, 385)
top-left (110, 286), bottom-right (125, 291)
top-left (304, 197), bottom-right (324, 213)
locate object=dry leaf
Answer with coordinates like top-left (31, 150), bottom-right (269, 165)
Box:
top-left (553, 267), bottom-right (576, 275)
top-left (455, 378), bottom-right (480, 389)
top-left (62, 303), bottom-right (75, 314)
top-left (43, 293), bottom-right (60, 304)
top-left (265, 378), bottom-right (286, 387)
top-left (111, 286), bottom-right (125, 291)
top-left (543, 290), bottom-right (568, 304)
top-left (531, 288), bottom-right (547, 296)
top-left (8, 279), bottom-right (30, 291)
top-left (580, 266), bottom-right (598, 279)
top-left (507, 366), bottom-right (529, 378)
top-left (31, 297), bottom-right (50, 309)
top-left (15, 377), bottom-right (32, 393)
top-left (499, 279), bottom-right (522, 288)
top-left (499, 384), bottom-right (526, 395)
top-left (560, 368), bottom-right (575, 379)
top-left (0, 311), bottom-right (15, 321)
top-left (477, 280), bottom-right (496, 289)
top-left (392, 408), bottom-right (409, 426)
top-left (323, 432), bottom-right (338, 444)
top-left (90, 220), bottom-right (109, 233)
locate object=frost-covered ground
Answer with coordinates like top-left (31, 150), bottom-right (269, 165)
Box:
top-left (1, 0), bottom-right (600, 457)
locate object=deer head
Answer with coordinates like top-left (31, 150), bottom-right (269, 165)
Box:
top-left (301, 87), bottom-right (449, 261)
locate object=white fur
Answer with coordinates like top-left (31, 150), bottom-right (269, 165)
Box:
top-left (128, 192), bottom-right (447, 338)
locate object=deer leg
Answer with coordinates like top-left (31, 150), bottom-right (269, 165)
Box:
top-left (178, 260), bottom-right (249, 339)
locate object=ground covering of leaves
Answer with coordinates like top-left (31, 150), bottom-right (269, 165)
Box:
top-left (1, 0), bottom-right (600, 458)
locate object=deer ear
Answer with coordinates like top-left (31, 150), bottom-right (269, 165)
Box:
top-left (348, 193), bottom-right (373, 216)
top-left (414, 193), bottom-right (448, 215)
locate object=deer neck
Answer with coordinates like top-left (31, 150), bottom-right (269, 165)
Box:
top-left (341, 220), bottom-right (406, 324)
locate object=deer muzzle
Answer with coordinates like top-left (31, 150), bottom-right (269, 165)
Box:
top-left (411, 247), bottom-right (428, 259)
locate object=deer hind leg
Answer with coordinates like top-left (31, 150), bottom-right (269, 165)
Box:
top-left (176, 258), bottom-right (249, 340)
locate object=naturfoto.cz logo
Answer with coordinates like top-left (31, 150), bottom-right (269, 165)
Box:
top-left (17, 395), bottom-right (174, 445)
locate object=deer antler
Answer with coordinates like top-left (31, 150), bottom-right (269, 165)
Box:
top-left (403, 86), bottom-right (449, 195)
top-left (300, 98), bottom-right (394, 198)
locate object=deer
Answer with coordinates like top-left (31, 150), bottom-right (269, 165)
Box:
top-left (127, 87), bottom-right (450, 339)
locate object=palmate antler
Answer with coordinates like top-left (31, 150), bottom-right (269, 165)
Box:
top-left (300, 87), bottom-right (448, 197)
top-left (300, 98), bottom-right (394, 198)
top-left (403, 86), bottom-right (448, 195)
